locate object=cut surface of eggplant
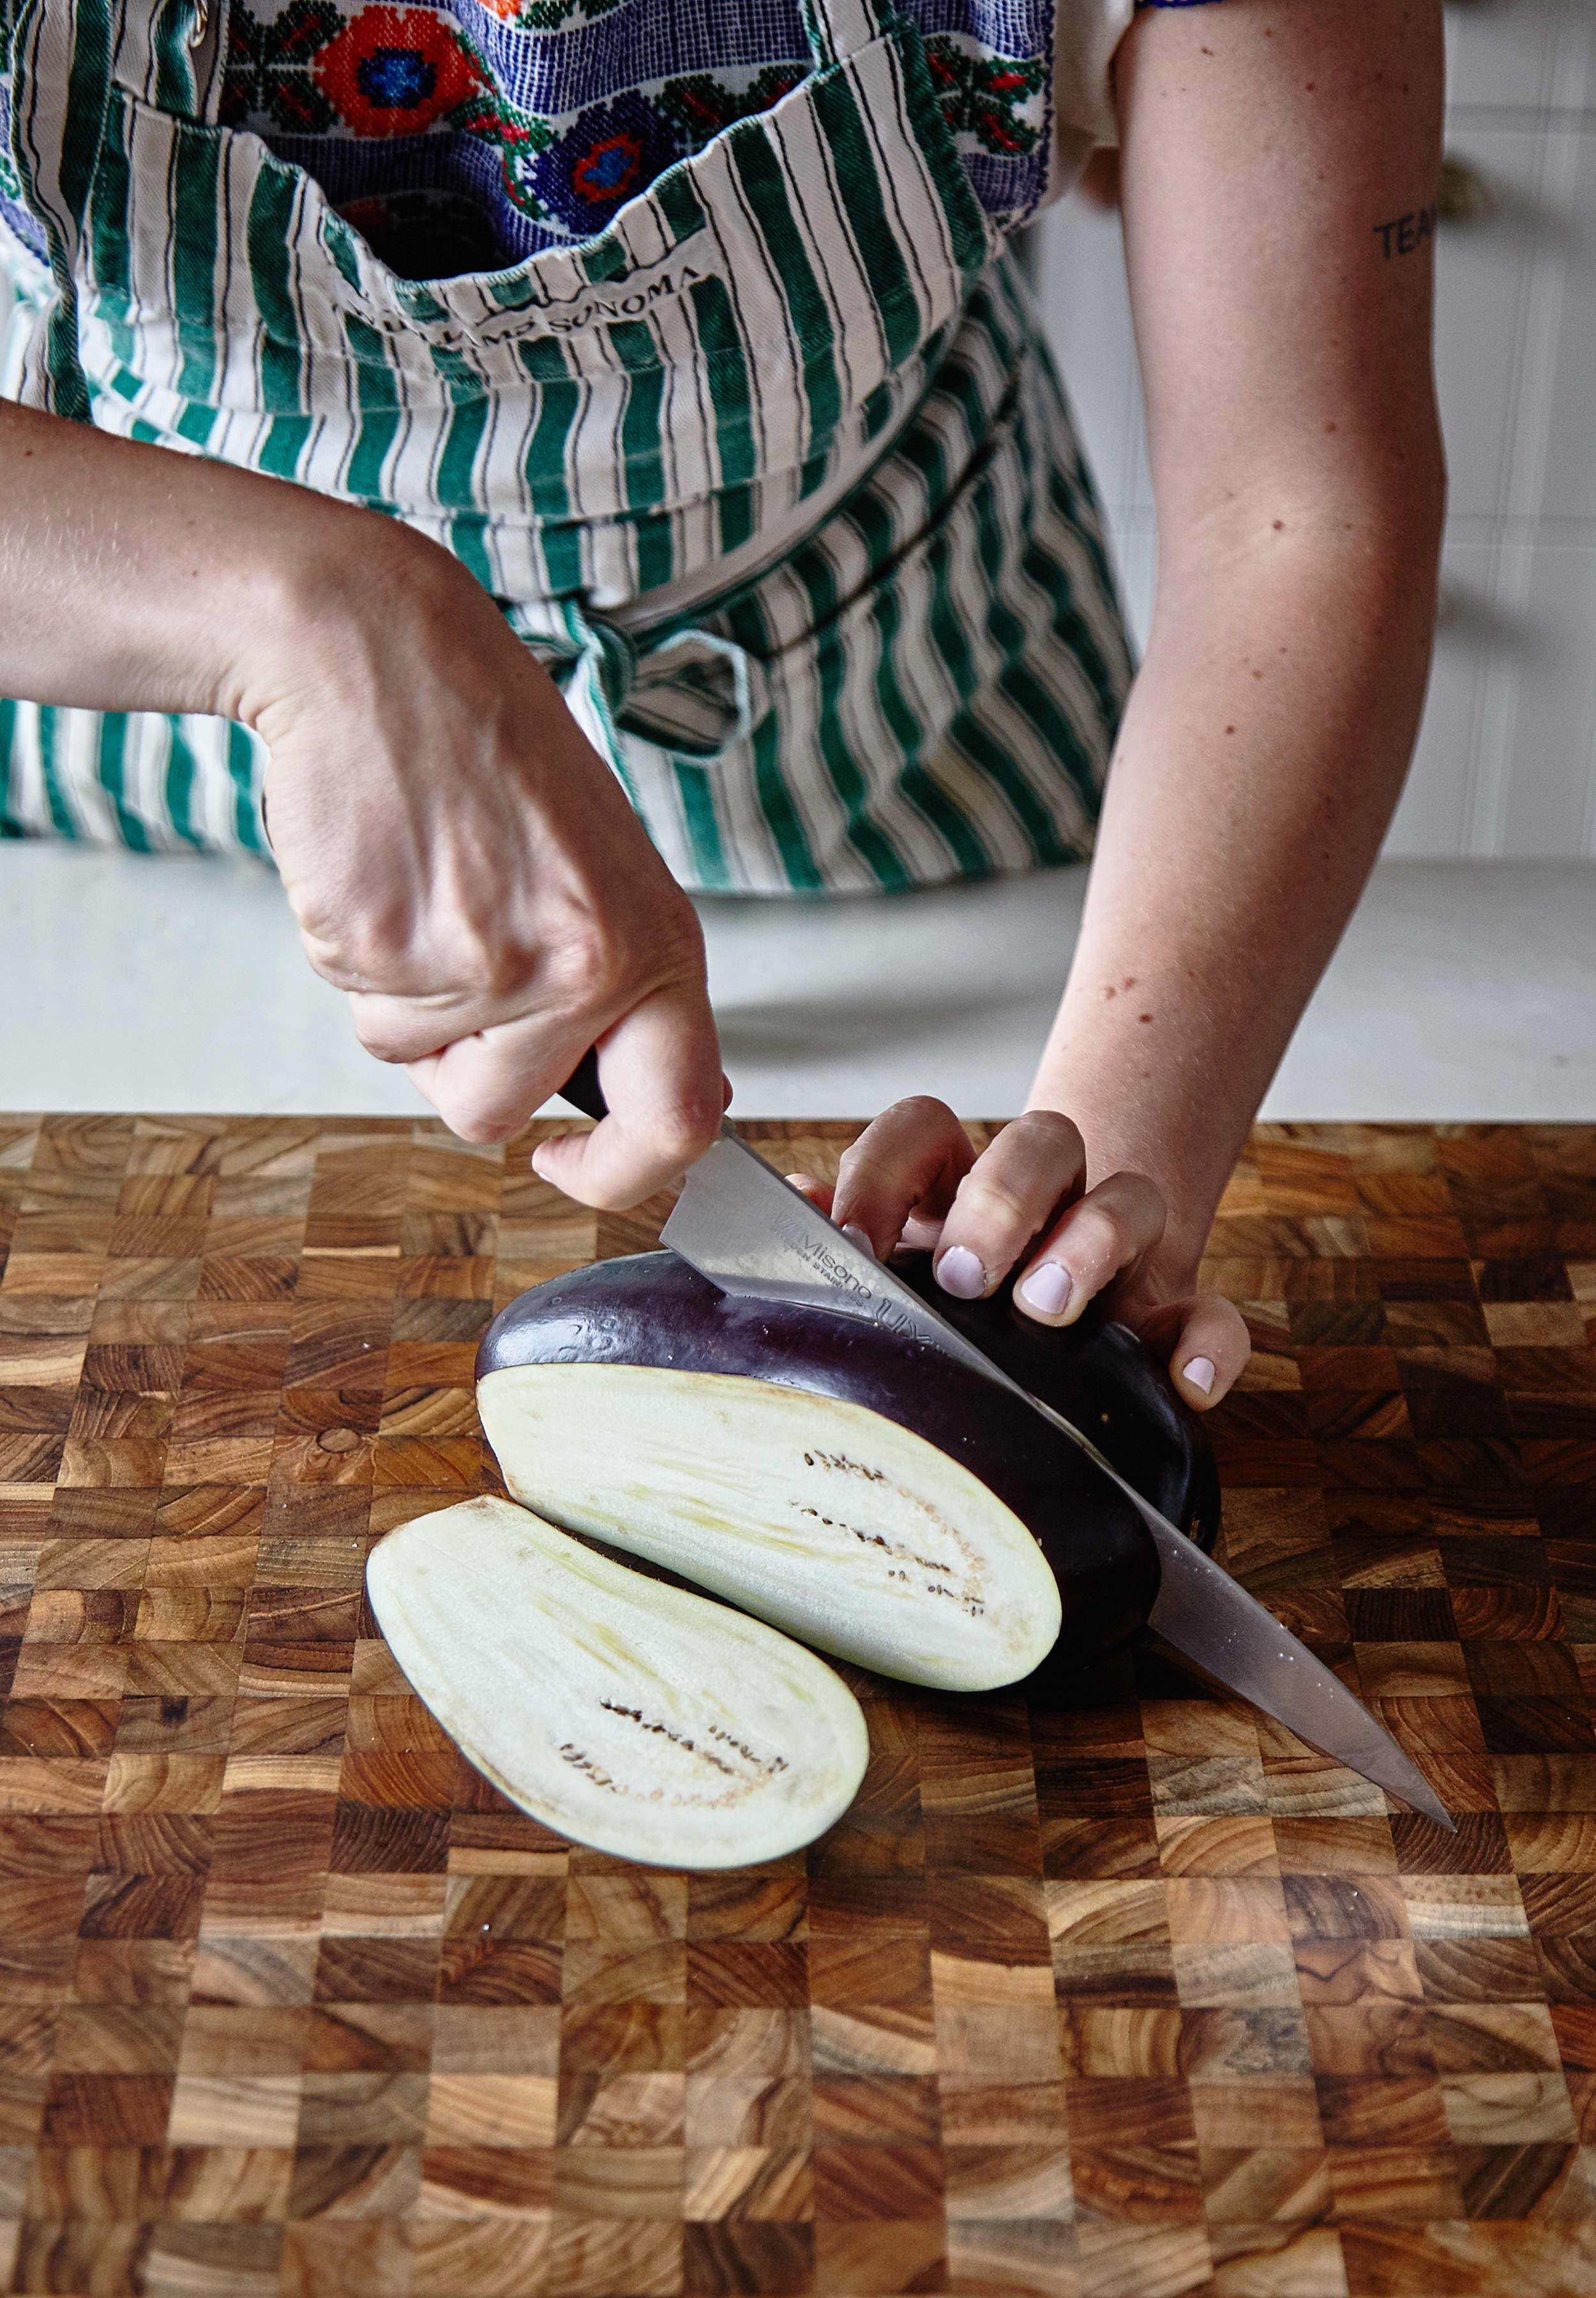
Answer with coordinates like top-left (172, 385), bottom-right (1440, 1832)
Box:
top-left (479, 1365), bottom-right (1062, 1690)
top-left (366, 1496), bottom-right (868, 1870)
top-left (477, 1252), bottom-right (1184, 1690)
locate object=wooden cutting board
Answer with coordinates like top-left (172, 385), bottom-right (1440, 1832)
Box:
top-left (1, 1113), bottom-right (1594, 2298)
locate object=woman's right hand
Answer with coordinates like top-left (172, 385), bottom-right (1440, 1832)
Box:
top-left (0, 402), bottom-right (724, 1205)
top-left (249, 520), bottom-right (725, 1205)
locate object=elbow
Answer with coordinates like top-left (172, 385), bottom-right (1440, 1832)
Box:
top-left (1381, 424), bottom-right (1448, 580)
top-left (1353, 437), bottom-right (1448, 646)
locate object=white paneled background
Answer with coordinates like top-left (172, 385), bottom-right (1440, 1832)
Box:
top-left (1035, 0), bottom-right (1596, 859)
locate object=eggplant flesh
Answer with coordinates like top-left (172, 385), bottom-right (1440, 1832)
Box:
top-left (478, 1364), bottom-right (1062, 1691)
top-left (366, 1496), bottom-right (869, 1869)
top-left (477, 1252), bottom-right (1193, 1690)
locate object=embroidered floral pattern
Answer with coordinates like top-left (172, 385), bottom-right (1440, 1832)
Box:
top-left (655, 64), bottom-right (807, 156)
top-left (311, 4), bottom-right (487, 135)
top-left (213, 0), bottom-right (1061, 271)
top-left (221, 0), bottom-right (343, 135)
top-left (523, 89), bottom-right (675, 232)
top-left (924, 34), bottom-right (1046, 160)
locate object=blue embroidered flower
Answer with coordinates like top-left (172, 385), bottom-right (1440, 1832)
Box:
top-left (315, 6), bottom-right (485, 137)
top-left (356, 45), bottom-right (437, 109)
top-left (527, 92), bottom-right (675, 236)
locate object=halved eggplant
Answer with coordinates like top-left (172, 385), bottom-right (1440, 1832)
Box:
top-left (475, 1250), bottom-right (1217, 1692)
top-left (366, 1496), bottom-right (869, 1868)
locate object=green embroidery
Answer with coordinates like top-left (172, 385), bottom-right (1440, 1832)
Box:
top-left (220, 0), bottom-right (343, 135)
top-left (655, 64), bottom-right (808, 156)
top-left (923, 36), bottom-right (1044, 160)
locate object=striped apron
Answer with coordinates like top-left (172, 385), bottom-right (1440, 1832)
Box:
top-left (0, 0), bottom-right (1132, 891)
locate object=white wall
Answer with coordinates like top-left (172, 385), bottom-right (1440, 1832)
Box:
top-left (1034, 0), bottom-right (1596, 859)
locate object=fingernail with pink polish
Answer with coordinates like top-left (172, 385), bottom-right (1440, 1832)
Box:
top-left (936, 1245), bottom-right (986, 1299)
top-left (1018, 1262), bottom-right (1073, 1317)
top-left (841, 1224), bottom-right (875, 1258)
top-left (1184, 1356), bottom-right (1216, 1395)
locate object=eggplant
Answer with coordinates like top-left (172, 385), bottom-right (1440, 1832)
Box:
top-left (366, 1496), bottom-right (869, 1869)
top-left (894, 1258), bottom-right (1222, 1563)
top-left (474, 1250), bottom-right (1218, 1693)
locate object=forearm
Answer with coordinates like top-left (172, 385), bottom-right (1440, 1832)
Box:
top-left (1029, 506), bottom-right (1441, 1272)
top-left (0, 399), bottom-right (397, 718)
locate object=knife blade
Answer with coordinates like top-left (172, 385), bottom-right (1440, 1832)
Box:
top-left (557, 1058), bottom-right (1454, 1828)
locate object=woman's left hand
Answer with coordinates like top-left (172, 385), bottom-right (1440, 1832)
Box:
top-left (787, 1097), bottom-right (1249, 1411)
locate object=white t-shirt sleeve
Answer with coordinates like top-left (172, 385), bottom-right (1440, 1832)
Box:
top-left (1044, 0), bottom-right (1138, 204)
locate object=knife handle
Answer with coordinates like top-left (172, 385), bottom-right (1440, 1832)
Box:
top-left (557, 1048), bottom-right (608, 1122)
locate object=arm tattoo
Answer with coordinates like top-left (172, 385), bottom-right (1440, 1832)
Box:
top-left (1373, 206), bottom-right (1435, 259)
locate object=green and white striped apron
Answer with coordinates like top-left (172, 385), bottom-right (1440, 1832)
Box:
top-left (0, 0), bottom-right (1131, 891)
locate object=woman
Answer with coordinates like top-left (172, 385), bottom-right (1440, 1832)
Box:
top-left (0, 0), bottom-right (1445, 1409)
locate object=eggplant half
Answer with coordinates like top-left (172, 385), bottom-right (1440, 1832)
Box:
top-left (475, 1250), bottom-right (1219, 1694)
top-left (366, 1496), bottom-right (869, 1868)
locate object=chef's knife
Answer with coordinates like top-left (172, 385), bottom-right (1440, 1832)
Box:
top-left (557, 1055), bottom-right (1453, 1829)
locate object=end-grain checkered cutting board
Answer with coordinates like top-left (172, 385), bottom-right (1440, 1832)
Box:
top-left (2, 1114), bottom-right (1595, 2298)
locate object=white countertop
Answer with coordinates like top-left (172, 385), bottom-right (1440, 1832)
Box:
top-left (4, 843), bottom-right (1595, 1121)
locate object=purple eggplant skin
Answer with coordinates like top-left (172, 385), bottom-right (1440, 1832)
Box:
top-left (886, 1253), bottom-right (1221, 1563)
top-left (477, 1250), bottom-right (1215, 1670)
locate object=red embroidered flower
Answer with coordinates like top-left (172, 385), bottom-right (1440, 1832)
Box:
top-left (313, 6), bottom-right (484, 137)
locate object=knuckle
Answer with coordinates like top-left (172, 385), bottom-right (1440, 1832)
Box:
top-left (951, 1168), bottom-right (1034, 1230)
top-left (1058, 1201), bottom-right (1125, 1276)
top-left (548, 919), bottom-right (622, 1005)
top-left (892, 1093), bottom-right (959, 1129)
top-left (651, 905), bottom-right (711, 988)
top-left (1101, 1167), bottom-right (1166, 1219)
top-left (1010, 1108), bottom-right (1085, 1157)
top-left (838, 1096), bottom-right (957, 1179)
top-left (652, 1090), bottom-right (724, 1168)
top-left (352, 1018), bottom-right (421, 1066)
top-left (438, 1099), bottom-right (521, 1146)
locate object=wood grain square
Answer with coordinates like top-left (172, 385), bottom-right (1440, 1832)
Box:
top-left (1303, 2002), bottom-right (1436, 2082)
top-left (425, 2073), bottom-right (557, 2148)
top-left (313, 1937), bottom-right (440, 2004)
top-left (681, 2143), bottom-right (812, 2223)
top-left (812, 2216), bottom-right (945, 2294)
top-left (564, 2068), bottom-right (688, 2147)
top-left (686, 1942), bottom-right (809, 2009)
top-left (416, 2142), bottom-right (553, 2217)
top-left (809, 2004), bottom-right (937, 2081)
top-left (305, 2003), bottom-right (435, 2073)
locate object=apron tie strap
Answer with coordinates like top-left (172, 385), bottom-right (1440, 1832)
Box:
top-left (530, 604), bottom-right (766, 763)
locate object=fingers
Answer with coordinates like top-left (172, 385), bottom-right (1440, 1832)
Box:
top-left (828, 1098), bottom-right (977, 1261)
top-left (1010, 1168), bottom-right (1166, 1327)
top-left (927, 1110), bottom-right (1087, 1300)
top-left (786, 1174), bottom-right (881, 1258)
top-left (749, 1114), bottom-right (1249, 1415)
top-left (402, 1014), bottom-right (592, 1145)
top-left (1125, 1294), bottom-right (1251, 1413)
top-left (351, 991), bottom-right (486, 1069)
top-left (529, 981), bottom-right (726, 1208)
